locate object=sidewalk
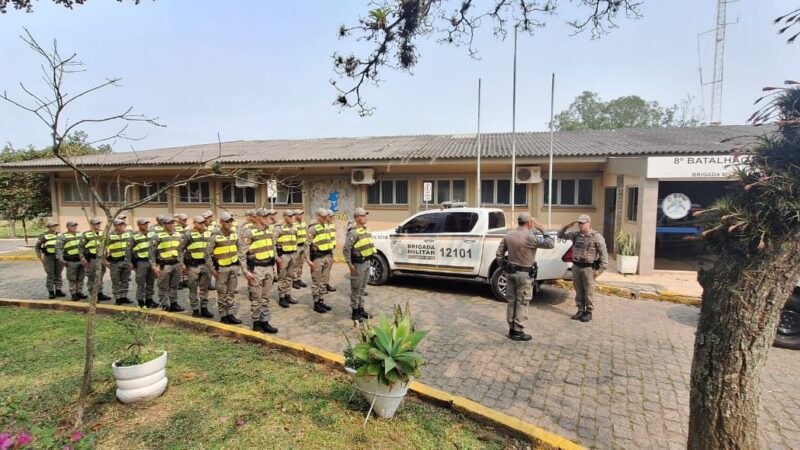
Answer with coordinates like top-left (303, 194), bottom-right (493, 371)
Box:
top-left (599, 259), bottom-right (702, 298)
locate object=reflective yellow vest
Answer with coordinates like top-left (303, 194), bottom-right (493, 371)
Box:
top-left (83, 231), bottom-right (101, 255)
top-left (155, 231), bottom-right (180, 262)
top-left (175, 224), bottom-right (185, 234)
top-left (213, 231), bottom-right (238, 267)
top-left (353, 227), bottom-right (376, 259)
top-left (147, 225), bottom-right (165, 239)
top-left (325, 222), bottom-right (337, 248)
top-left (248, 228), bottom-right (275, 261)
top-left (311, 224), bottom-right (334, 253)
top-left (276, 224), bottom-right (298, 253)
top-left (186, 230), bottom-right (211, 260)
top-left (61, 232), bottom-right (81, 258)
top-left (42, 233), bottom-right (58, 254)
top-left (294, 221), bottom-right (307, 246)
top-left (132, 232), bottom-right (150, 260)
top-left (107, 231), bottom-right (131, 259)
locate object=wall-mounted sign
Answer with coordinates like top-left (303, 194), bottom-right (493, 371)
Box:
top-left (329, 190), bottom-right (340, 212)
top-left (267, 179), bottom-right (277, 199)
top-left (646, 154), bottom-right (751, 179)
top-left (423, 182), bottom-right (433, 202)
top-left (662, 193), bottom-right (692, 219)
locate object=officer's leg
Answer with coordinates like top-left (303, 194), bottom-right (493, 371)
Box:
top-left (54, 258), bottom-right (64, 291)
top-left (310, 258), bottom-right (322, 298)
top-left (349, 266), bottom-right (360, 310)
top-left (120, 263), bottom-right (131, 299)
top-left (110, 263), bottom-right (121, 300)
top-left (156, 265), bottom-right (170, 306)
top-left (249, 266), bottom-right (264, 322)
top-left (86, 259), bottom-right (96, 293)
top-left (168, 265), bottom-right (179, 307)
top-left (145, 263), bottom-right (155, 302)
top-left (358, 262), bottom-right (369, 308)
top-left (573, 266), bottom-right (586, 310)
top-left (277, 256), bottom-right (288, 297)
top-left (216, 268), bottom-right (229, 317)
top-left (44, 257), bottom-right (54, 292)
top-left (66, 262), bottom-right (78, 294)
top-left (506, 272), bottom-right (518, 331)
top-left (187, 266), bottom-right (200, 311)
top-left (135, 261), bottom-right (146, 305)
top-left (199, 266), bottom-right (210, 310)
top-left (261, 269), bottom-right (274, 324)
top-left (513, 276), bottom-right (532, 332)
top-left (584, 269), bottom-right (595, 312)
top-left (226, 268), bottom-right (238, 316)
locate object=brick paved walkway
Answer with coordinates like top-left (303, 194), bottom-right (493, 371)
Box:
top-left (0, 260), bottom-right (797, 449)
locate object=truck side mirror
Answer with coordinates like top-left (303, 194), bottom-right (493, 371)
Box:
top-left (395, 226), bottom-right (402, 233)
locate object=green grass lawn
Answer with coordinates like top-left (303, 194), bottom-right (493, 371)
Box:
top-left (0, 309), bottom-right (523, 450)
top-left (0, 221), bottom-right (44, 239)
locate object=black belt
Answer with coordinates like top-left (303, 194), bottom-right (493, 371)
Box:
top-left (250, 260), bottom-right (275, 267)
top-left (85, 254), bottom-right (97, 260)
top-left (108, 257), bottom-right (126, 263)
top-left (158, 260), bottom-right (178, 266)
top-left (351, 256), bottom-right (370, 264)
top-left (573, 261), bottom-right (594, 268)
top-left (185, 259), bottom-right (205, 267)
top-left (64, 256), bottom-right (80, 262)
top-left (278, 250), bottom-right (296, 255)
top-left (506, 263), bottom-right (533, 272)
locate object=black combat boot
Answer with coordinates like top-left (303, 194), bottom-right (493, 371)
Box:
top-left (77, 292), bottom-right (88, 300)
top-left (55, 290), bottom-right (66, 297)
top-left (120, 297), bottom-right (133, 304)
top-left (326, 284), bottom-right (336, 292)
top-left (97, 292), bottom-right (111, 301)
top-left (321, 300), bottom-right (332, 311)
top-left (252, 321), bottom-right (265, 332)
top-left (192, 310), bottom-right (201, 318)
top-left (571, 308), bottom-right (585, 320)
top-left (298, 281), bottom-right (308, 288)
top-left (580, 311), bottom-right (593, 322)
top-left (292, 280), bottom-right (302, 289)
top-left (200, 307), bottom-right (214, 318)
top-left (509, 330), bottom-right (532, 341)
top-left (115, 298), bottom-right (125, 305)
top-left (220, 315), bottom-right (231, 324)
top-left (167, 303), bottom-right (185, 313)
top-left (226, 315), bottom-right (242, 325)
top-left (138, 299), bottom-right (146, 307)
top-left (145, 298), bottom-right (158, 308)
top-left (359, 307), bottom-right (372, 320)
top-left (313, 301), bottom-right (328, 314)
top-left (71, 293), bottom-right (79, 301)
top-left (48, 290), bottom-right (56, 299)
top-left (260, 322), bottom-right (278, 334)
top-left (278, 296), bottom-right (291, 308)
top-left (362, 291), bottom-right (369, 297)
top-left (286, 295), bottom-right (298, 305)
top-left (351, 308), bottom-right (362, 321)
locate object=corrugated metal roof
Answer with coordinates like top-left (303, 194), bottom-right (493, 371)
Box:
top-left (0, 125), bottom-right (769, 169)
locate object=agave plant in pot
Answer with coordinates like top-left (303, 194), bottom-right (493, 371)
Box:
top-left (111, 308), bottom-right (168, 404)
top-left (343, 303), bottom-right (428, 419)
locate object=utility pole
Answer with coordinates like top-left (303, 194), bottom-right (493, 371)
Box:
top-left (708, 0), bottom-right (737, 125)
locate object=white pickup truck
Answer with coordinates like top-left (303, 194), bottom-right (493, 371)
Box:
top-left (367, 207), bottom-right (574, 301)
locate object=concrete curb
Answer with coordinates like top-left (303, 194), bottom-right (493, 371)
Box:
top-left (0, 297), bottom-right (584, 450)
top-left (551, 280), bottom-right (701, 307)
top-left (0, 255), bottom-right (37, 261)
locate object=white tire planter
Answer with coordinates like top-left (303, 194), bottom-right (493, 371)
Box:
top-left (616, 255), bottom-right (639, 275)
top-left (112, 351), bottom-right (168, 404)
top-left (346, 367), bottom-right (410, 419)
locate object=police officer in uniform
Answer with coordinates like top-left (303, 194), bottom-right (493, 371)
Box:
top-left (343, 207), bottom-right (375, 322)
top-left (203, 210), bottom-right (218, 233)
top-left (130, 218), bottom-right (157, 307)
top-left (292, 209), bottom-right (309, 290)
top-left (56, 221), bottom-right (86, 301)
top-left (206, 212), bottom-right (241, 324)
top-left (496, 212), bottom-right (555, 341)
top-left (106, 218), bottom-right (134, 305)
top-left (36, 220), bottom-right (65, 299)
top-left (274, 210), bottom-right (299, 307)
top-left (173, 213), bottom-right (189, 288)
top-left (149, 216), bottom-right (185, 312)
top-left (324, 209), bottom-right (337, 292)
top-left (558, 215), bottom-right (609, 323)
top-left (239, 208), bottom-right (279, 334)
top-left (179, 215), bottom-right (214, 318)
top-left (80, 218), bottom-right (111, 301)
top-left (306, 208), bottom-right (334, 313)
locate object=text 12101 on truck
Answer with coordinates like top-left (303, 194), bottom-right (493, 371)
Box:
top-left (368, 207), bottom-right (574, 301)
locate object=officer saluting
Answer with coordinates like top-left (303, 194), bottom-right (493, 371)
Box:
top-left (496, 212), bottom-right (555, 341)
top-left (558, 215), bottom-right (608, 323)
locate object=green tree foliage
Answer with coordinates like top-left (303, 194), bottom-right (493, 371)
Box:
top-left (553, 91), bottom-right (703, 131)
top-left (0, 0), bottom-right (144, 14)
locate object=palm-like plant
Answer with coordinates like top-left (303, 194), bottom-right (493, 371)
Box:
top-left (349, 303), bottom-right (428, 386)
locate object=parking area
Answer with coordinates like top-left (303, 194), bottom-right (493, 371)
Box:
top-left (0, 260), bottom-right (797, 449)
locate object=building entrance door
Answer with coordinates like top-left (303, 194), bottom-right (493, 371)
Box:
top-left (603, 187), bottom-right (617, 252)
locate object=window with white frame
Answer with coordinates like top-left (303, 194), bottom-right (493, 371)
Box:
top-left (367, 179), bottom-right (408, 205)
top-left (275, 181), bottom-right (302, 205)
top-left (480, 179), bottom-right (527, 206)
top-left (423, 179), bottom-right (466, 204)
top-left (62, 181), bottom-right (90, 203)
top-left (626, 186), bottom-right (639, 221)
top-left (221, 181), bottom-right (256, 204)
top-left (543, 178), bottom-right (594, 206)
top-left (97, 181), bottom-right (127, 203)
top-left (138, 182), bottom-right (169, 204)
top-left (178, 181), bottom-right (211, 204)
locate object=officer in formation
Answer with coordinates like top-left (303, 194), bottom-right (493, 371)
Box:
top-left (35, 220), bottom-right (66, 299)
top-left (55, 221), bottom-right (86, 301)
top-left (274, 210), bottom-right (299, 307)
top-left (306, 208), bottom-right (334, 313)
top-left (342, 207), bottom-right (375, 323)
top-left (206, 212), bottom-right (241, 324)
top-left (238, 208), bottom-right (279, 334)
top-left (496, 212), bottom-right (555, 341)
top-left (179, 215), bottom-right (214, 318)
top-left (558, 215), bottom-right (609, 323)
top-left (80, 218), bottom-right (112, 301)
top-left (106, 218), bottom-right (133, 305)
top-left (292, 209), bottom-right (309, 290)
top-left (324, 209), bottom-right (337, 292)
top-left (149, 216), bottom-right (184, 312)
top-left (132, 217), bottom-right (157, 307)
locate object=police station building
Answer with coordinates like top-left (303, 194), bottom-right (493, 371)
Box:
top-left (1, 125), bottom-right (765, 275)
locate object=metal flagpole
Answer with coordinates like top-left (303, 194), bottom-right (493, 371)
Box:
top-left (476, 78), bottom-right (482, 206)
top-left (510, 25), bottom-right (518, 220)
top-left (548, 73), bottom-right (555, 230)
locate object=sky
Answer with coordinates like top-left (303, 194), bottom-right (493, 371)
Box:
top-left (0, 0), bottom-right (795, 152)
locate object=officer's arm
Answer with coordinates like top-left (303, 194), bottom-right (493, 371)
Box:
top-left (595, 234), bottom-right (610, 274)
top-left (343, 230), bottom-right (355, 268)
top-left (124, 234), bottom-right (132, 264)
top-left (204, 232), bottom-right (216, 273)
top-left (177, 232), bottom-right (189, 269)
top-left (78, 235), bottom-right (87, 263)
top-left (147, 235), bottom-right (157, 267)
top-left (536, 232), bottom-right (556, 249)
top-left (55, 236), bottom-right (65, 261)
top-left (237, 229), bottom-right (250, 273)
top-left (34, 234), bottom-right (44, 258)
top-left (495, 237), bottom-right (507, 263)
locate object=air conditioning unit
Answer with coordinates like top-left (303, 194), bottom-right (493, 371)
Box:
top-left (351, 168), bottom-right (375, 185)
top-left (515, 166), bottom-right (542, 184)
top-left (235, 172), bottom-right (258, 188)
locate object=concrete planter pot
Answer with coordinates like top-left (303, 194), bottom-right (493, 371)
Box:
top-left (616, 255), bottom-right (639, 275)
top-left (345, 366), bottom-right (410, 418)
top-left (112, 351), bottom-right (168, 404)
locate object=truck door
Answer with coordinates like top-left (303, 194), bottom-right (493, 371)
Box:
top-left (390, 212), bottom-right (443, 272)
top-left (437, 211), bottom-right (483, 275)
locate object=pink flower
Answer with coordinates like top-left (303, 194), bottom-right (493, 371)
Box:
top-left (0, 433), bottom-right (13, 450)
top-left (69, 431), bottom-right (83, 443)
top-left (15, 432), bottom-right (33, 447)
top-left (236, 419), bottom-right (246, 428)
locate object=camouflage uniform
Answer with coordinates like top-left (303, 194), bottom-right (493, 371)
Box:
top-left (206, 228), bottom-right (239, 319)
top-left (56, 230), bottom-right (84, 298)
top-left (558, 226), bottom-right (609, 314)
top-left (35, 229), bottom-right (63, 296)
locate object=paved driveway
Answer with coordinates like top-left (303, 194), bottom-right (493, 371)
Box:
top-left (0, 260), bottom-right (797, 449)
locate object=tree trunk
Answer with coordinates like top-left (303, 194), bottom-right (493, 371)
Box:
top-left (8, 219), bottom-right (15, 238)
top-left (21, 218), bottom-right (28, 245)
top-left (688, 239), bottom-right (800, 449)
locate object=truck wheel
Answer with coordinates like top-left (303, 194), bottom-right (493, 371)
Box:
top-left (490, 267), bottom-right (509, 303)
top-left (368, 253), bottom-right (390, 286)
top-left (774, 294), bottom-right (800, 350)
